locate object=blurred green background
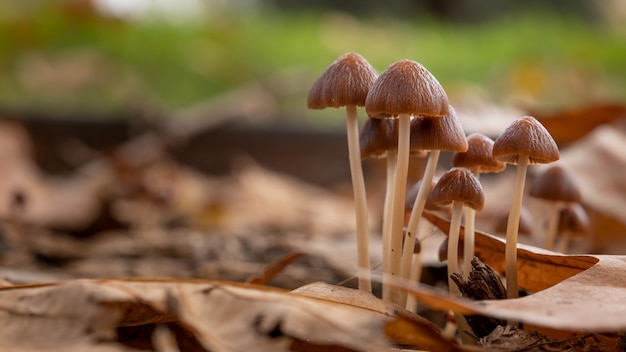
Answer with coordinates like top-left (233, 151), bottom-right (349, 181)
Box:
top-left (1, 0), bottom-right (625, 127)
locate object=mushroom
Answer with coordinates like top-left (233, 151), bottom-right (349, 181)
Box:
top-left (365, 59), bottom-right (449, 304)
top-left (308, 52), bottom-right (378, 292)
top-left (528, 164), bottom-right (582, 250)
top-left (492, 116), bottom-right (559, 299)
top-left (401, 106), bottom-right (468, 291)
top-left (555, 203), bottom-right (591, 253)
top-left (429, 167), bottom-right (484, 294)
top-left (451, 133), bottom-right (506, 277)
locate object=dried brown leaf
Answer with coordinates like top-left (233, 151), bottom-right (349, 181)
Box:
top-left (0, 279), bottom-right (393, 352)
top-left (532, 103), bottom-right (626, 146)
top-left (405, 212), bottom-right (626, 333)
top-left (0, 280), bottom-right (127, 351)
top-left (246, 252), bottom-right (304, 285)
top-left (292, 282), bottom-right (466, 352)
top-left (423, 211), bottom-right (597, 292)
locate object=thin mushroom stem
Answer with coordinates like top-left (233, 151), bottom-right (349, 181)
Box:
top-left (555, 230), bottom-right (572, 253)
top-left (381, 153), bottom-right (397, 301)
top-left (462, 207), bottom-right (475, 279)
top-left (401, 150), bottom-right (441, 281)
top-left (543, 202), bottom-right (561, 251)
top-left (405, 219), bottom-right (433, 311)
top-left (389, 113), bottom-right (411, 305)
top-left (462, 168), bottom-right (480, 278)
top-left (447, 201), bottom-right (464, 295)
top-left (505, 154), bottom-right (529, 299)
top-left (405, 251), bottom-right (421, 311)
top-left (345, 104), bottom-right (371, 292)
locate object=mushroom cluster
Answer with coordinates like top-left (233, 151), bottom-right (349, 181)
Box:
top-left (308, 53), bottom-right (563, 309)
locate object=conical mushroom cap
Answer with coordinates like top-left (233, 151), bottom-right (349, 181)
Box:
top-left (409, 106), bottom-right (468, 152)
top-left (453, 133), bottom-right (506, 174)
top-left (492, 116), bottom-right (560, 165)
top-left (360, 117), bottom-right (427, 158)
top-left (365, 59), bottom-right (449, 118)
top-left (430, 167), bottom-right (484, 211)
top-left (360, 117), bottom-right (397, 159)
top-left (558, 203), bottom-right (591, 235)
top-left (307, 52), bottom-right (378, 109)
top-left (405, 177), bottom-right (451, 216)
top-left (494, 206), bottom-right (534, 236)
top-left (528, 164), bottom-right (582, 202)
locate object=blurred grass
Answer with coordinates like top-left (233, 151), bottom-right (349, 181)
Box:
top-left (0, 3), bottom-right (625, 121)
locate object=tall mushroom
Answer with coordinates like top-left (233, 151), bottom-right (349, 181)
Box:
top-left (451, 133), bottom-right (506, 277)
top-left (365, 59), bottom-right (449, 304)
top-left (401, 106), bottom-right (468, 295)
top-left (308, 52), bottom-right (378, 292)
top-left (492, 116), bottom-right (559, 299)
top-left (429, 167), bottom-right (484, 294)
top-left (528, 164), bottom-right (582, 250)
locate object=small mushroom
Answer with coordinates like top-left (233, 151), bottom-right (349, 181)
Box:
top-left (452, 133), bottom-right (506, 277)
top-left (401, 106), bottom-right (468, 289)
top-left (555, 203), bottom-right (591, 253)
top-left (308, 52), bottom-right (378, 292)
top-left (430, 167), bottom-right (484, 294)
top-left (492, 116), bottom-right (559, 299)
top-left (365, 59), bottom-right (449, 305)
top-left (528, 164), bottom-right (582, 250)
top-left (405, 177), bottom-right (449, 219)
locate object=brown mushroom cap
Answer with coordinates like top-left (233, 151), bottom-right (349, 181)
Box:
top-left (307, 52), bottom-right (378, 109)
top-left (360, 117), bottom-right (397, 159)
top-left (365, 59), bottom-right (449, 119)
top-left (409, 106), bottom-right (468, 153)
top-left (492, 116), bottom-right (560, 165)
top-left (429, 167), bottom-right (484, 211)
top-left (558, 203), bottom-right (591, 235)
top-left (453, 133), bottom-right (506, 174)
top-left (528, 164), bottom-right (582, 203)
top-left (405, 177), bottom-right (450, 215)
top-left (494, 206), bottom-right (534, 236)
top-left (360, 117), bottom-right (427, 159)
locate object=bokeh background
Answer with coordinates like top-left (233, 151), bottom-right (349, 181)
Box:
top-left (1, 0), bottom-right (625, 124)
top-left (0, 0), bottom-right (625, 287)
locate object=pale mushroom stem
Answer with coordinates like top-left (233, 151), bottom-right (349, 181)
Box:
top-left (462, 207), bottom-right (475, 279)
top-left (462, 169), bottom-right (480, 279)
top-left (447, 201), bottom-right (464, 295)
top-left (505, 154), bottom-right (530, 299)
top-left (381, 153), bottom-right (397, 301)
top-left (555, 230), bottom-right (572, 253)
top-left (401, 149), bottom-right (441, 282)
top-left (543, 202), bottom-right (561, 251)
top-left (345, 104), bottom-right (371, 293)
top-left (405, 219), bottom-right (433, 311)
top-left (389, 113), bottom-right (411, 305)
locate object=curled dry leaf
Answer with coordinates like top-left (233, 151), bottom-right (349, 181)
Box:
top-left (292, 282), bottom-right (465, 352)
top-left (423, 211), bottom-right (597, 292)
top-left (406, 211), bottom-right (626, 334)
